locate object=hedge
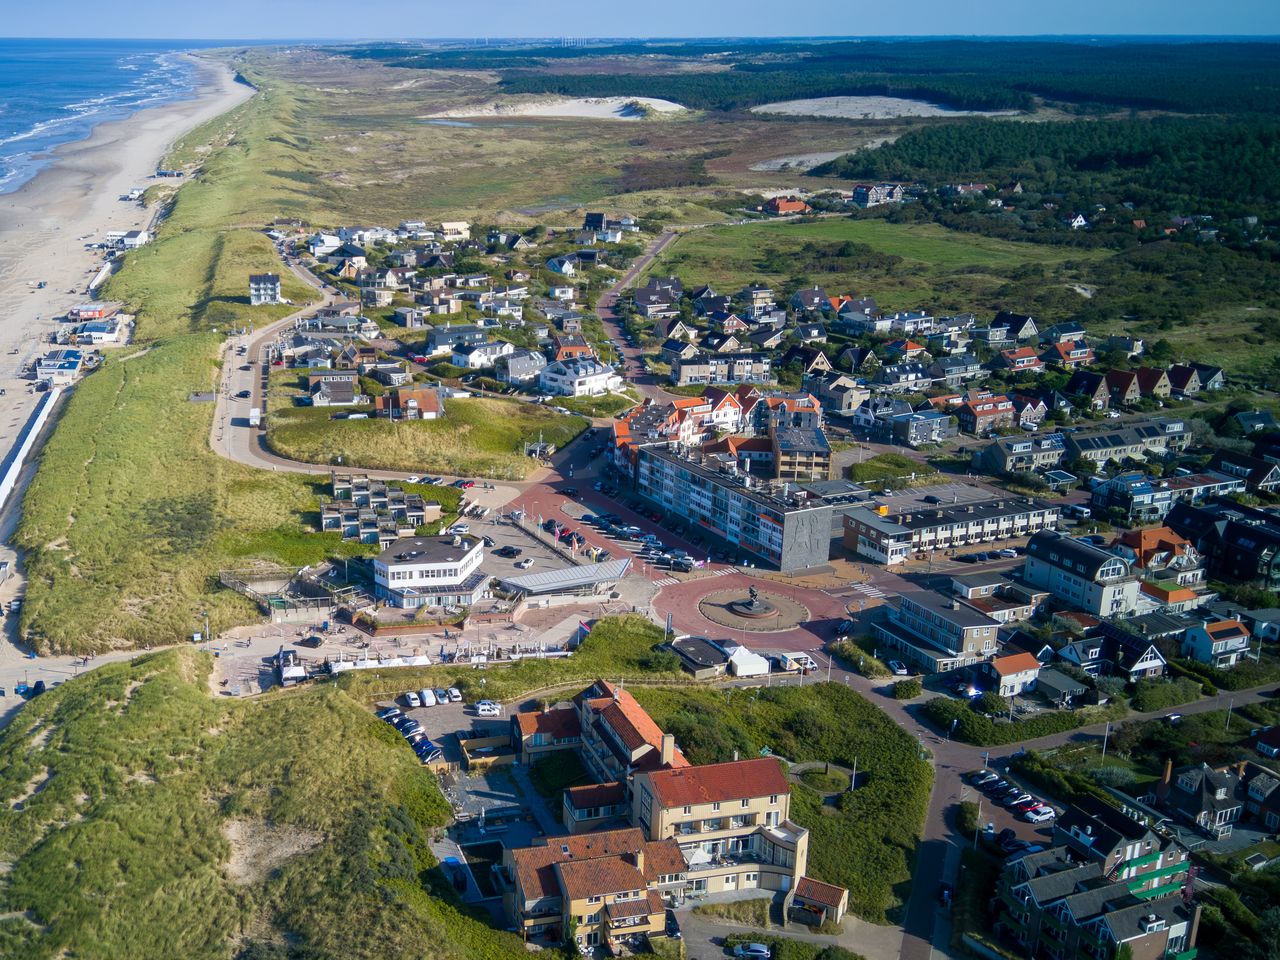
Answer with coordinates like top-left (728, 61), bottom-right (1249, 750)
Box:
top-left (1174, 657), bottom-right (1280, 692)
top-left (723, 934), bottom-right (865, 960)
top-left (892, 678), bottom-right (923, 700)
top-left (1011, 750), bottom-right (1115, 806)
top-left (1131, 677), bottom-right (1204, 712)
top-left (922, 697), bottom-right (1084, 746)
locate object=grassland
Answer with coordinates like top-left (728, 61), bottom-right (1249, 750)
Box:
top-left (646, 217), bottom-right (1109, 314)
top-left (0, 648), bottom-right (539, 960)
top-left (266, 398), bottom-right (588, 479)
top-left (631, 684), bottom-right (931, 923)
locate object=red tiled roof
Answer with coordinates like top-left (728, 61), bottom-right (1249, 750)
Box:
top-left (514, 707), bottom-right (582, 741)
top-left (990, 652), bottom-right (1042, 677)
top-left (644, 757), bottom-right (788, 808)
top-left (795, 876), bottom-right (847, 909)
top-left (564, 781), bottom-right (627, 810)
top-left (556, 856), bottom-right (646, 900)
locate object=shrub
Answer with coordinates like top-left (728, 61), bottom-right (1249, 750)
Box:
top-left (893, 678), bottom-right (923, 700)
top-left (828, 637), bottom-right (891, 678)
top-left (1012, 750), bottom-right (1114, 805)
top-left (1131, 677), bottom-right (1203, 712)
top-left (957, 800), bottom-right (981, 836)
top-left (975, 691), bottom-right (1010, 716)
top-left (923, 696), bottom-right (1084, 746)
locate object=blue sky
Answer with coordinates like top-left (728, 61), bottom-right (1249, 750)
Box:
top-left (4, 0), bottom-right (1279, 39)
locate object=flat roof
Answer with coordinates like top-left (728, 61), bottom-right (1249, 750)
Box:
top-left (900, 590), bottom-right (1001, 628)
top-left (376, 536), bottom-right (480, 567)
top-left (497, 558), bottom-right (632, 595)
top-left (639, 443), bottom-right (828, 515)
top-left (671, 636), bottom-right (729, 668)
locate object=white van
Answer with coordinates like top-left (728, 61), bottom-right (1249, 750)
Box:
top-left (419, 688), bottom-right (437, 707)
top-left (1064, 504), bottom-right (1092, 520)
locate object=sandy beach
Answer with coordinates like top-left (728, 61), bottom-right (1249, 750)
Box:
top-left (0, 55), bottom-right (255, 680)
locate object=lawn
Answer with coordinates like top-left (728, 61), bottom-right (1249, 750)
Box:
top-left (0, 648), bottom-right (536, 960)
top-left (553, 391), bottom-right (640, 419)
top-left (645, 217), bottom-right (1109, 313)
top-left (266, 398), bottom-right (588, 479)
top-left (847, 452), bottom-right (938, 486)
top-left (631, 684), bottom-right (931, 923)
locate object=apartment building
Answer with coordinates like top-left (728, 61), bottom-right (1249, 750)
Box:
top-left (672, 352), bottom-right (773, 387)
top-left (248, 272), bottom-right (282, 306)
top-left (1064, 418), bottom-right (1191, 466)
top-left (1166, 498), bottom-right (1280, 591)
top-left (872, 590), bottom-right (1002, 673)
top-left (633, 758), bottom-right (811, 899)
top-left (1090, 471), bottom-right (1244, 524)
top-left (974, 433), bottom-right (1067, 475)
top-left (843, 496), bottom-right (1059, 566)
top-left (771, 425), bottom-right (832, 482)
top-left (632, 443), bottom-right (832, 572)
top-left (1022, 530), bottom-right (1141, 617)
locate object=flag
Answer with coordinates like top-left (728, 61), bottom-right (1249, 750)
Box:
top-left (579, 620), bottom-right (592, 635)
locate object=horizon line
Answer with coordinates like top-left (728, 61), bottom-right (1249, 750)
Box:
top-left (5, 33), bottom-right (1280, 43)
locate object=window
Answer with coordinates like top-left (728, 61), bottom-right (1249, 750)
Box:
top-left (769, 795), bottom-right (778, 805)
top-left (712, 802), bottom-right (721, 812)
top-left (683, 806), bottom-right (692, 816)
top-left (741, 799), bottom-right (750, 808)
top-left (587, 896), bottom-right (601, 905)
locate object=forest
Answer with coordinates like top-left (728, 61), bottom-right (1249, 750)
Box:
top-left (342, 39), bottom-right (1280, 116)
top-left (814, 117), bottom-right (1280, 222)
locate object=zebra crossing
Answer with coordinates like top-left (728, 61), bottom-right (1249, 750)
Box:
top-left (652, 567), bottom-right (739, 587)
top-left (851, 581), bottom-right (887, 599)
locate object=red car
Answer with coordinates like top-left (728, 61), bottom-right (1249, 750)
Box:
top-left (1014, 799), bottom-right (1043, 814)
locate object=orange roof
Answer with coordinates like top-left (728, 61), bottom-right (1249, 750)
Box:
top-left (644, 757), bottom-right (789, 808)
top-left (556, 856), bottom-right (647, 900)
top-left (564, 781), bottom-right (627, 810)
top-left (1206, 619), bottom-right (1249, 640)
top-left (1114, 527), bottom-right (1192, 568)
top-left (514, 707), bottom-right (582, 740)
top-left (510, 828), bottom-right (685, 901)
top-left (795, 876), bottom-right (847, 909)
top-left (990, 652), bottom-right (1042, 676)
top-left (1000, 347), bottom-right (1040, 361)
top-left (1140, 582), bottom-right (1198, 604)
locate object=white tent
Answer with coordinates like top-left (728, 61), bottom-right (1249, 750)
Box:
top-left (725, 644), bottom-right (769, 678)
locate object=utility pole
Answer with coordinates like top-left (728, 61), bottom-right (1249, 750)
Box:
top-left (1101, 721), bottom-right (1111, 761)
top-left (973, 795), bottom-right (982, 850)
top-left (1225, 698), bottom-right (1235, 732)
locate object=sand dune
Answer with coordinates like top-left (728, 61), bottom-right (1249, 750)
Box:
top-left (751, 95), bottom-right (1019, 120)
top-left (423, 96), bottom-right (685, 121)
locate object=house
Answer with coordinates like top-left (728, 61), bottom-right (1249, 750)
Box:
top-left (1208, 449), bottom-right (1280, 493)
top-left (364, 361), bottom-right (410, 387)
top-left (974, 433), bottom-right (1066, 475)
top-left (1041, 340), bottom-right (1095, 369)
top-left (851, 182), bottom-right (903, 207)
top-left (748, 328), bottom-right (786, 351)
top-left (701, 332), bottom-right (742, 354)
top-left (795, 322), bottom-right (828, 345)
top-left (875, 362), bottom-right (934, 393)
top-left (1034, 667), bottom-right (1090, 707)
top-left (427, 323), bottom-right (485, 355)
top-left (1166, 364), bottom-right (1201, 396)
top-left (1236, 409), bottom-right (1278, 434)
top-left (540, 358), bottom-right (622, 397)
top-left (307, 232), bottom-right (341, 257)
top-left (1105, 368), bottom-right (1146, 407)
top-left (790, 286), bottom-right (829, 313)
top-left (984, 651), bottom-right (1041, 697)
top-left (839, 346), bottom-right (880, 375)
top-left (452, 340), bottom-right (515, 369)
top-left (1135, 367), bottom-right (1172, 398)
top-left (1190, 363), bottom-right (1226, 391)
top-left (499, 349), bottom-right (548, 384)
top-left (929, 353), bottom-right (984, 387)
top-left (307, 371), bottom-right (360, 407)
top-left (1168, 498), bottom-right (1280, 591)
top-left (634, 287), bottom-right (679, 320)
top-left (957, 394), bottom-right (1015, 435)
top-left (997, 347), bottom-right (1045, 374)
top-left (35, 348), bottom-right (84, 384)
top-left (372, 387), bottom-right (443, 420)
top-left (890, 410), bottom-right (959, 448)
top-left (439, 220), bottom-right (470, 241)
top-left (1022, 529), bottom-right (1141, 617)
top-left (1065, 370), bottom-right (1110, 410)
top-left (1011, 394), bottom-right (1048, 428)
top-left (120, 229), bottom-right (150, 249)
top-left (1041, 321), bottom-right (1088, 344)
top-left (1063, 418), bottom-right (1190, 465)
top-left (994, 311), bottom-right (1038, 342)
top-left (672, 353), bottom-right (772, 387)
top-left (780, 345), bottom-right (832, 376)
top-left (1182, 618), bottom-right (1251, 669)
top-left (661, 338), bottom-right (699, 364)
top-left (1091, 471), bottom-right (1244, 524)
top-left (1162, 762), bottom-right (1246, 839)
top-left (885, 338), bottom-right (926, 361)
top-left (802, 373), bottom-right (869, 419)
top-left (871, 590), bottom-right (1002, 673)
top-left (763, 196), bottom-right (811, 216)
top-left (249, 273), bottom-right (282, 306)
top-left (551, 333), bottom-right (595, 363)
top-left (1106, 335), bottom-right (1145, 358)
top-left (971, 323), bottom-right (1012, 349)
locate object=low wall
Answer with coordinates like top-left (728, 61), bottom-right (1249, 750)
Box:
top-left (0, 387), bottom-right (61, 517)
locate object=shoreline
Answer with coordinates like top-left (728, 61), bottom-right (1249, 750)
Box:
top-left (0, 54), bottom-right (256, 676)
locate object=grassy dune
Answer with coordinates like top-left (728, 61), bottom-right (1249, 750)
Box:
top-left (267, 398), bottom-right (588, 479)
top-left (0, 648), bottom-right (536, 959)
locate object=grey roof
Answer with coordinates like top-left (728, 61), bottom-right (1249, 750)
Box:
top-left (1036, 667), bottom-right (1090, 698)
top-left (951, 571), bottom-right (1008, 590)
top-left (497, 558), bottom-right (631, 595)
top-left (671, 636), bottom-right (729, 668)
top-left (1058, 883), bottom-right (1136, 923)
top-left (1026, 529), bottom-right (1126, 581)
top-left (773, 426), bottom-right (830, 455)
top-left (1022, 861), bottom-right (1103, 905)
top-left (376, 536), bottom-right (480, 567)
top-left (900, 590), bottom-right (1001, 629)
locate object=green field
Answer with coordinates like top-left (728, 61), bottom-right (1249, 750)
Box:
top-left (631, 684), bottom-right (931, 923)
top-left (266, 398), bottom-right (588, 479)
top-left (648, 218), bottom-right (1108, 314)
top-left (0, 648), bottom-right (539, 959)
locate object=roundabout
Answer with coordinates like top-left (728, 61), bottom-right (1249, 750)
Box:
top-left (697, 585), bottom-right (810, 633)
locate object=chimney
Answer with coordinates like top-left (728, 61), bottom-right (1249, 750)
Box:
top-left (1157, 758), bottom-right (1174, 803)
top-left (1236, 760), bottom-right (1248, 779)
top-left (661, 734), bottom-right (675, 767)
top-left (633, 848), bottom-right (646, 874)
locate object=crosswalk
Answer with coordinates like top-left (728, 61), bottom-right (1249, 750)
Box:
top-left (851, 581), bottom-right (887, 599)
top-left (651, 567), bottom-right (739, 587)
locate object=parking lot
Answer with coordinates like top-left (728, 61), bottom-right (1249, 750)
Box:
top-left (465, 514), bottom-right (576, 582)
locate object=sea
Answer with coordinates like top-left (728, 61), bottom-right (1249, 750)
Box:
top-left (0, 39), bottom-right (225, 194)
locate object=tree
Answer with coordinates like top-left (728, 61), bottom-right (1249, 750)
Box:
top-left (975, 691), bottom-right (1010, 716)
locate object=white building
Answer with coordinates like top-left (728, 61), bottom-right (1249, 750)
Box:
top-left (1022, 529), bottom-right (1141, 618)
top-left (120, 230), bottom-right (150, 250)
top-left (452, 340), bottom-right (515, 369)
top-left (308, 233), bottom-right (341, 257)
top-left (440, 221), bottom-right (471, 241)
top-left (539, 358), bottom-right (623, 397)
top-left (36, 349), bottom-right (84, 384)
top-left (372, 536), bottom-right (489, 609)
top-left (249, 273), bottom-right (282, 306)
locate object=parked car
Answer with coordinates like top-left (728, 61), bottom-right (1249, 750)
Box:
top-left (971, 770), bottom-right (999, 786)
top-left (398, 719), bottom-right (422, 736)
top-left (516, 558), bottom-right (535, 569)
top-left (476, 700), bottom-right (501, 718)
top-left (406, 474), bottom-right (421, 483)
top-left (235, 389), bottom-right (251, 399)
top-left (376, 707), bottom-right (402, 721)
top-left (449, 523), bottom-right (470, 535)
top-left (446, 687), bottom-right (462, 703)
top-left (888, 660), bottom-right (909, 676)
top-left (1024, 807), bottom-right (1056, 824)
top-left (1005, 793), bottom-right (1034, 809)
top-left (494, 545), bottom-right (522, 558)
top-left (983, 779), bottom-right (1010, 794)
top-left (419, 688), bottom-right (437, 707)
top-left (665, 909), bottom-right (681, 939)
top-left (404, 690), bottom-right (421, 708)
top-left (732, 945), bottom-right (771, 959)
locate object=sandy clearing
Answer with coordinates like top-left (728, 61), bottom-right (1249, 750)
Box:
top-left (422, 96), bottom-right (685, 121)
top-left (224, 818), bottom-right (325, 885)
top-left (748, 137), bottom-right (900, 172)
top-left (751, 95), bottom-right (1019, 120)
